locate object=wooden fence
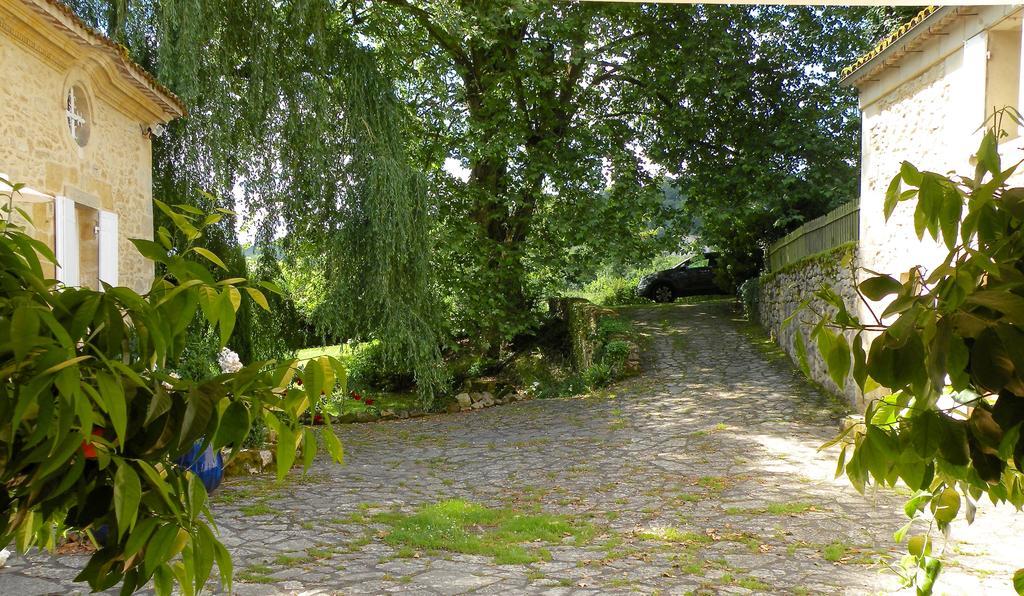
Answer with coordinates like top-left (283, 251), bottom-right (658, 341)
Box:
top-left (766, 200), bottom-right (860, 272)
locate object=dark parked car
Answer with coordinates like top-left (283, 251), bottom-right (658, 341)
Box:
top-left (637, 253), bottom-right (720, 303)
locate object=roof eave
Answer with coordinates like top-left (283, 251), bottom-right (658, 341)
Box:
top-left (839, 6), bottom-right (956, 88)
top-left (27, 0), bottom-right (187, 119)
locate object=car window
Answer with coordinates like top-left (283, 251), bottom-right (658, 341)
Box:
top-left (689, 256), bottom-right (709, 268)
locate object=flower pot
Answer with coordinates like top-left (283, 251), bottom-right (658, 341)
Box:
top-left (176, 441), bottom-right (224, 494)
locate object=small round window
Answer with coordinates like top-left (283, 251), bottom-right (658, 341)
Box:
top-left (65, 85), bottom-right (91, 147)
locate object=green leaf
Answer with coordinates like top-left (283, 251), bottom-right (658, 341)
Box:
top-left (213, 539), bottom-right (233, 593)
top-left (40, 355), bottom-right (92, 376)
top-left (302, 427), bottom-right (317, 472)
top-left (938, 186), bottom-right (963, 250)
top-left (275, 425), bottom-right (298, 480)
top-left (145, 387), bottom-right (172, 426)
top-left (192, 522), bottom-right (217, 594)
top-left (977, 131), bottom-right (1000, 177)
top-left (95, 371), bottom-right (128, 447)
top-left (911, 410), bottom-right (942, 459)
top-left (1014, 568), bottom-right (1024, 595)
top-left (130, 239), bottom-right (169, 263)
top-left (124, 518), bottom-right (160, 558)
top-left (321, 426), bottom-right (345, 465)
top-left (145, 524), bottom-right (180, 576)
top-left (180, 385), bottom-right (219, 450)
top-left (826, 333), bottom-right (851, 388)
top-left (303, 359), bottom-right (324, 406)
top-left (187, 474), bottom-right (208, 521)
top-left (901, 161), bottom-right (923, 186)
top-left (971, 329), bottom-right (1015, 394)
top-left (859, 275), bottom-right (902, 301)
top-left (966, 291), bottom-right (1024, 327)
top-left (884, 174), bottom-right (902, 220)
top-left (214, 401), bottom-right (250, 452)
top-left (114, 463), bottom-right (142, 539)
top-left (11, 307), bottom-right (40, 360)
top-left (904, 490), bottom-right (932, 520)
top-left (217, 291), bottom-right (236, 348)
top-left (244, 287), bottom-right (270, 311)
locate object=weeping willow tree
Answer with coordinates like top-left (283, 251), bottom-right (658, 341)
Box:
top-left (66, 0), bottom-right (445, 403)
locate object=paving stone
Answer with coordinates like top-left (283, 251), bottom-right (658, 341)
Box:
top-left (2, 303), bottom-right (1023, 594)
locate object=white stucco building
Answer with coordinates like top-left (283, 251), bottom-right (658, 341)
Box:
top-left (842, 5), bottom-right (1024, 319)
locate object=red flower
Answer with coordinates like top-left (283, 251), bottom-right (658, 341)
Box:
top-left (351, 390), bottom-right (362, 401)
top-left (365, 399), bottom-right (375, 406)
top-left (313, 414), bottom-right (324, 425)
top-left (295, 377), bottom-right (303, 386)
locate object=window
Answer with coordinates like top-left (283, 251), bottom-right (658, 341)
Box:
top-left (65, 84), bottom-right (91, 147)
top-left (986, 14), bottom-right (1023, 140)
top-left (54, 196), bottom-right (118, 289)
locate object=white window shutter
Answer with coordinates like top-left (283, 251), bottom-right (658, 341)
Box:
top-left (98, 210), bottom-right (118, 288)
top-left (54, 196), bottom-right (79, 287)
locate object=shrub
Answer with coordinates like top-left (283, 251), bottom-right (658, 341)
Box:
top-left (578, 274), bottom-right (649, 306)
top-left (812, 123), bottom-right (1024, 593)
top-left (0, 187), bottom-right (346, 594)
top-left (583, 362), bottom-right (613, 388)
top-left (347, 340), bottom-right (414, 392)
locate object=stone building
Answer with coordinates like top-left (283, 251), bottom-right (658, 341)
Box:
top-left (759, 6), bottom-right (1024, 409)
top-left (0, 0), bottom-right (184, 293)
top-left (841, 5), bottom-right (1024, 320)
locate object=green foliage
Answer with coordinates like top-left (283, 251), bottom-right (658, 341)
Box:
top-left (575, 274), bottom-right (648, 307)
top-left (633, 6), bottom-right (877, 288)
top-left (582, 363), bottom-right (614, 389)
top-left (0, 181), bottom-right (346, 594)
top-left (811, 122), bottom-right (1024, 594)
top-left (739, 277), bottom-right (760, 320)
top-left (65, 0), bottom-right (445, 407)
top-left (568, 255), bottom-right (687, 307)
top-left (346, 340), bottom-right (414, 393)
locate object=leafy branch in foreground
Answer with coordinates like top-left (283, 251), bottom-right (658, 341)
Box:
top-left (805, 119), bottom-right (1024, 594)
top-left (0, 181), bottom-right (346, 594)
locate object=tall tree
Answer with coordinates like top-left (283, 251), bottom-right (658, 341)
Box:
top-left (364, 1), bottom-right (675, 352)
top-left (360, 2), bottom-right (879, 349)
top-left (65, 0), bottom-right (446, 401)
top-left (631, 5), bottom-right (877, 285)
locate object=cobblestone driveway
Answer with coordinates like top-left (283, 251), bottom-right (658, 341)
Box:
top-left (3, 302), bottom-right (1022, 594)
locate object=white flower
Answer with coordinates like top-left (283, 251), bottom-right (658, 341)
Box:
top-left (218, 348), bottom-right (243, 373)
top-left (161, 371), bottom-right (181, 390)
top-left (0, 548), bottom-right (10, 567)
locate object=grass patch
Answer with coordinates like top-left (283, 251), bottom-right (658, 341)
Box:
top-left (236, 564), bottom-right (276, 584)
top-left (239, 501), bottom-right (281, 517)
top-left (697, 476), bottom-right (727, 491)
top-left (373, 499), bottom-right (597, 565)
top-left (273, 553), bottom-right (312, 566)
top-left (726, 501), bottom-right (820, 516)
top-left (822, 541), bottom-right (849, 562)
top-left (636, 526), bottom-right (711, 546)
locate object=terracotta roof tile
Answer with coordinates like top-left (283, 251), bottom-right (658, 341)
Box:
top-left (26, 0), bottom-right (186, 117)
top-left (841, 6), bottom-right (940, 80)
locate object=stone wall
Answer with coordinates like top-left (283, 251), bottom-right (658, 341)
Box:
top-left (758, 243), bottom-right (863, 410)
top-left (548, 298), bottom-right (640, 376)
top-left (0, 4), bottom-right (170, 293)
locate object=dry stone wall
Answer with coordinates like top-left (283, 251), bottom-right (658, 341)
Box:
top-left (758, 244), bottom-right (863, 410)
